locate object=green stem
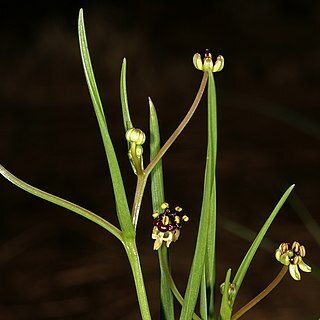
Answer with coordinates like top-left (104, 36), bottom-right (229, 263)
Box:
top-left (231, 265), bottom-right (288, 320)
top-left (124, 239), bottom-right (152, 320)
top-left (132, 174), bottom-right (148, 229)
top-left (145, 73), bottom-right (208, 176)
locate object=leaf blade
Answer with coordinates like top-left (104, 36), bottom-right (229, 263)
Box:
top-left (231, 184), bottom-right (295, 305)
top-left (179, 71), bottom-right (215, 320)
top-left (204, 70), bottom-right (217, 319)
top-left (149, 98), bottom-right (174, 320)
top-left (120, 58), bottom-right (133, 134)
top-left (78, 9), bottom-right (133, 237)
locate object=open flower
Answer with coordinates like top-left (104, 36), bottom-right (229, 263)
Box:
top-left (151, 202), bottom-right (189, 250)
top-left (193, 50), bottom-right (224, 72)
top-left (275, 241), bottom-right (311, 280)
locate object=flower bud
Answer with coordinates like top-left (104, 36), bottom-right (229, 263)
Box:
top-left (220, 282), bottom-right (237, 297)
top-left (125, 128), bottom-right (146, 145)
top-left (135, 145), bottom-right (144, 157)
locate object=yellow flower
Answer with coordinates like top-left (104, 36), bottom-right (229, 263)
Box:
top-left (275, 241), bottom-right (311, 280)
top-left (151, 203), bottom-right (189, 250)
top-left (193, 50), bottom-right (224, 72)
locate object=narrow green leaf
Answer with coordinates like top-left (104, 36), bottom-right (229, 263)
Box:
top-left (231, 184), bottom-right (295, 306)
top-left (200, 272), bottom-right (208, 320)
top-left (78, 9), bottom-right (106, 128)
top-left (120, 58), bottom-right (133, 134)
top-left (178, 165), bottom-right (210, 318)
top-left (149, 98), bottom-right (165, 208)
top-left (205, 70), bottom-right (217, 319)
top-left (149, 98), bottom-right (174, 320)
top-left (219, 269), bottom-right (232, 320)
top-left (179, 72), bottom-right (215, 320)
top-left (78, 9), bottom-right (134, 238)
top-left (0, 164), bottom-right (122, 241)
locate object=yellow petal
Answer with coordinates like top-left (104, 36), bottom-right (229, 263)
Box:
top-left (173, 229), bottom-right (180, 242)
top-left (193, 53), bottom-right (203, 70)
top-left (289, 264), bottom-right (301, 281)
top-left (165, 239), bottom-right (173, 248)
top-left (203, 57), bottom-right (213, 72)
top-left (153, 238), bottom-right (162, 250)
top-left (298, 260), bottom-right (312, 273)
top-left (275, 249), bottom-right (282, 262)
top-left (161, 202), bottom-right (169, 209)
top-left (213, 55), bottom-right (224, 72)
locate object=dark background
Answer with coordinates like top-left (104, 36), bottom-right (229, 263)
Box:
top-left (0, 1), bottom-right (319, 319)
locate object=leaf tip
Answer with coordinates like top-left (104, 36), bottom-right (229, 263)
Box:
top-left (288, 184), bottom-right (296, 193)
top-left (79, 8), bottom-right (84, 20)
top-left (148, 96), bottom-right (154, 107)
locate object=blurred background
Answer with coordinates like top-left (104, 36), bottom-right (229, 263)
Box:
top-left (0, 1), bottom-right (319, 319)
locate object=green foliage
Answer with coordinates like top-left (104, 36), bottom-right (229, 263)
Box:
top-left (0, 8), bottom-right (309, 320)
top-left (78, 9), bottom-right (134, 239)
top-left (149, 98), bottom-right (175, 319)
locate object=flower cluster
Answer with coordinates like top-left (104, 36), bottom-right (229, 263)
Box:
top-left (151, 203), bottom-right (189, 250)
top-left (193, 50), bottom-right (224, 72)
top-left (275, 241), bottom-right (311, 280)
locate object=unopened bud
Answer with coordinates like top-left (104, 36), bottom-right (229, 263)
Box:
top-left (125, 128), bottom-right (146, 145)
top-left (135, 145), bottom-right (144, 157)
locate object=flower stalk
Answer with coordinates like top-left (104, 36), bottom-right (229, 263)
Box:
top-left (130, 73), bottom-right (209, 230)
top-left (145, 73), bottom-right (208, 176)
top-left (231, 265), bottom-right (288, 320)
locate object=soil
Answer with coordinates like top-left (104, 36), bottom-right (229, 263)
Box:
top-left (0, 2), bottom-right (319, 319)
